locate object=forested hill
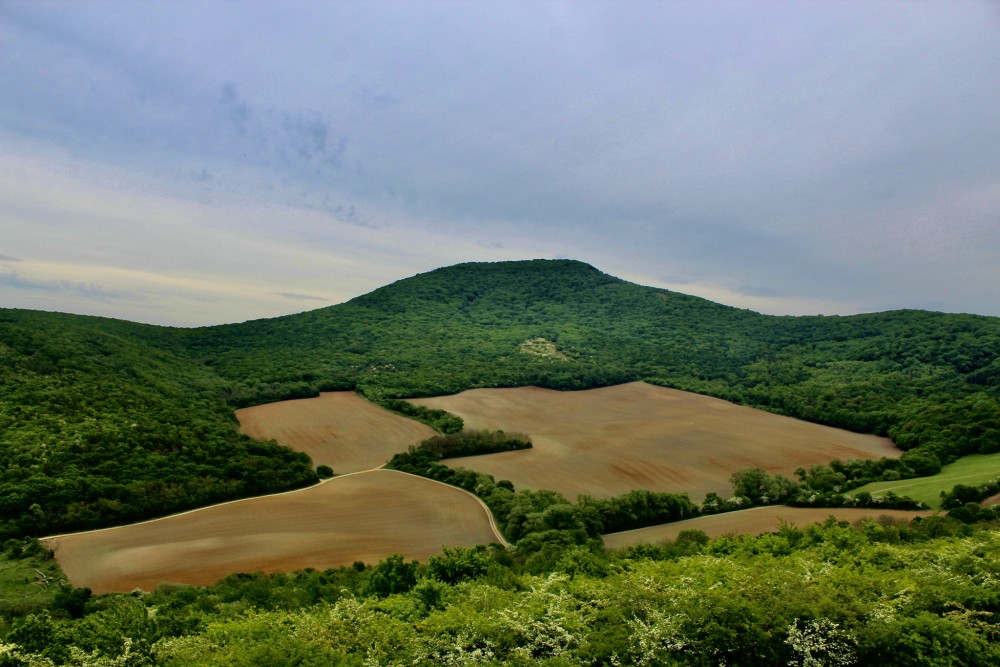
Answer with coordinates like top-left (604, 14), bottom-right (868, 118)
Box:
top-left (2, 259), bottom-right (999, 538)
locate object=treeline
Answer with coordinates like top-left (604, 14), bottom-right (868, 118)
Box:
top-left (414, 429), bottom-right (531, 459)
top-left (3, 513), bottom-right (999, 666)
top-left (727, 466), bottom-right (929, 511)
top-left (941, 477), bottom-right (1000, 509)
top-left (370, 398), bottom-right (464, 434)
top-left (939, 476), bottom-right (1000, 523)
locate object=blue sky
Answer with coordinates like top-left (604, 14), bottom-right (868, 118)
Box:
top-left (2, 0), bottom-right (999, 326)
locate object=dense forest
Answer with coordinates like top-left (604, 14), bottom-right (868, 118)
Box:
top-left (2, 259), bottom-right (999, 539)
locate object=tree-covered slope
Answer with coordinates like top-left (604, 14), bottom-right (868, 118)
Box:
top-left (185, 259), bottom-right (769, 400)
top-left (0, 311), bottom-right (316, 539)
top-left (2, 259), bottom-right (999, 538)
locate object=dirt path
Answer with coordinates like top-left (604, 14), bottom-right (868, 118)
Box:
top-left (386, 469), bottom-right (510, 548)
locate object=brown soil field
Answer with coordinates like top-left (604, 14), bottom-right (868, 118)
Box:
top-left (411, 382), bottom-right (901, 501)
top-left (602, 507), bottom-right (937, 549)
top-left (45, 470), bottom-right (501, 594)
top-left (236, 392), bottom-right (436, 473)
top-left (983, 492), bottom-right (1000, 507)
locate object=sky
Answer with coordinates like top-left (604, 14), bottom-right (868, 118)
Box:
top-left (2, 0), bottom-right (1000, 327)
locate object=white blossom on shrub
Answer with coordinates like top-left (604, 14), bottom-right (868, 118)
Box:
top-left (627, 609), bottom-right (688, 667)
top-left (784, 618), bottom-right (855, 667)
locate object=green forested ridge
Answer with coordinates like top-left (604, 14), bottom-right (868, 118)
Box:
top-left (2, 259), bottom-right (1000, 540)
top-left (0, 311), bottom-right (316, 539)
top-left (2, 517), bottom-right (998, 666)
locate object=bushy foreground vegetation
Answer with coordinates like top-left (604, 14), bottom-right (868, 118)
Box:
top-left (1, 516), bottom-right (998, 666)
top-left (2, 259), bottom-right (999, 539)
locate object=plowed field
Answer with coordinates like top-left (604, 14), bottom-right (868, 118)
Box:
top-left (45, 470), bottom-right (501, 594)
top-left (411, 382), bottom-right (900, 500)
top-left (237, 392), bottom-right (436, 473)
top-left (603, 507), bottom-right (936, 549)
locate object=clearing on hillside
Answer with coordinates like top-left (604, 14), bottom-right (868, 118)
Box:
top-left (45, 470), bottom-right (501, 594)
top-left (411, 382), bottom-right (900, 501)
top-left (603, 507), bottom-right (936, 549)
top-left (236, 392), bottom-right (436, 473)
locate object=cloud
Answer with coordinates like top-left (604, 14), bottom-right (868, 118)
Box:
top-left (0, 266), bottom-right (134, 302)
top-left (2, 1), bottom-right (999, 322)
top-left (276, 292), bottom-right (328, 302)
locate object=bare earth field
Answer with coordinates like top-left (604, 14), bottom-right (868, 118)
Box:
top-left (237, 392), bottom-right (436, 473)
top-left (411, 382), bottom-right (900, 501)
top-left (603, 506), bottom-right (936, 549)
top-left (45, 470), bottom-right (501, 594)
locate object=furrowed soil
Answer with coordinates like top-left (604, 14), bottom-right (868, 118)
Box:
top-left (411, 382), bottom-right (900, 501)
top-left (236, 392), bottom-right (436, 473)
top-left (45, 470), bottom-right (500, 594)
top-left (603, 507), bottom-right (936, 549)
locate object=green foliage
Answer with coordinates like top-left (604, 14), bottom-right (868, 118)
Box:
top-left (940, 477), bottom-right (1000, 510)
top-left (0, 310), bottom-right (317, 540)
top-left (372, 399), bottom-right (464, 434)
top-left (578, 490), bottom-right (701, 533)
top-left (729, 468), bottom-right (800, 504)
top-left (426, 546), bottom-right (493, 585)
top-left (415, 429), bottom-right (531, 459)
top-left (367, 555), bottom-right (419, 597)
top-left (5, 518), bottom-right (999, 666)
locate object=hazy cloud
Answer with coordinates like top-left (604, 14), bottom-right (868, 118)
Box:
top-left (2, 0), bottom-right (999, 324)
top-left (0, 268), bottom-right (133, 302)
top-left (277, 292), bottom-right (329, 302)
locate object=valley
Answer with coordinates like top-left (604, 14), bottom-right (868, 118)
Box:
top-left (45, 383), bottom-right (924, 592)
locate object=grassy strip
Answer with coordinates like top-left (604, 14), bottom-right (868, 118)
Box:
top-left (0, 540), bottom-right (66, 617)
top-left (848, 452), bottom-right (1000, 508)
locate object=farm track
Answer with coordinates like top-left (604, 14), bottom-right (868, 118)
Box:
top-left (387, 469), bottom-right (511, 548)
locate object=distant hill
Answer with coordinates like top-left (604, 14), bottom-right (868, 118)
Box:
top-left (2, 259), bottom-right (998, 538)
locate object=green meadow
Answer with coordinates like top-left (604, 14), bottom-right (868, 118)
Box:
top-left (849, 452), bottom-right (1000, 508)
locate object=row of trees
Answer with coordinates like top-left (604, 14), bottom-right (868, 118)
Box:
top-left (411, 430), bottom-right (531, 459)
